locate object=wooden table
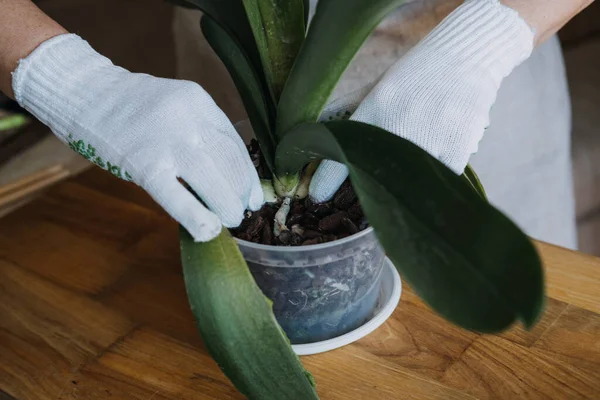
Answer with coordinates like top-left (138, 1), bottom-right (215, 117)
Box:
top-left (0, 168), bottom-right (599, 400)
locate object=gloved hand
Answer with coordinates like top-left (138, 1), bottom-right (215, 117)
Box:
top-left (12, 34), bottom-right (263, 241)
top-left (309, 0), bottom-right (535, 202)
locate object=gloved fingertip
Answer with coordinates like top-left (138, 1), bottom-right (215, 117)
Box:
top-left (146, 175), bottom-right (224, 242)
top-left (248, 183), bottom-right (264, 211)
top-left (217, 202), bottom-right (245, 229)
top-left (187, 215), bottom-right (223, 242)
top-left (309, 161), bottom-right (349, 203)
top-left (199, 189), bottom-right (245, 229)
top-left (309, 187), bottom-right (337, 203)
top-left (309, 177), bottom-right (339, 203)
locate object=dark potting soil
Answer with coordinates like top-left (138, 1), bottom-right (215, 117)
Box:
top-left (231, 140), bottom-right (370, 246)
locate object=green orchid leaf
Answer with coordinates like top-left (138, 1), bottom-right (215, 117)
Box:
top-left (175, 0), bottom-right (265, 86)
top-left (276, 0), bottom-right (407, 135)
top-left (0, 114), bottom-right (28, 131)
top-left (463, 164), bottom-right (488, 201)
top-left (276, 121), bottom-right (545, 332)
top-left (242, 0), bottom-right (306, 102)
top-left (165, 0), bottom-right (199, 9)
top-left (303, 0), bottom-right (310, 27)
top-left (201, 15), bottom-right (276, 173)
top-left (180, 228), bottom-right (319, 400)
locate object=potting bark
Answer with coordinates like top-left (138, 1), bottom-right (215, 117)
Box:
top-left (232, 140), bottom-right (370, 246)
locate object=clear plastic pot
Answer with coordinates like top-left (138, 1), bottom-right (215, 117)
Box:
top-left (236, 228), bottom-right (385, 344)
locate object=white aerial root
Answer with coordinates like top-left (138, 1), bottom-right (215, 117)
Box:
top-left (272, 161), bottom-right (321, 236)
top-left (273, 197), bottom-right (291, 237)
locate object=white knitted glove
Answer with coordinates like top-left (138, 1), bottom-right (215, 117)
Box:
top-left (12, 34), bottom-right (263, 242)
top-left (309, 0), bottom-right (535, 202)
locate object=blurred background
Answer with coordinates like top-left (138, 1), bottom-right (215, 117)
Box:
top-left (1, 0), bottom-right (598, 255)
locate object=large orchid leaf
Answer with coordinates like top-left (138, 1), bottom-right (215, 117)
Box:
top-left (180, 228), bottom-right (319, 400)
top-left (276, 121), bottom-right (545, 332)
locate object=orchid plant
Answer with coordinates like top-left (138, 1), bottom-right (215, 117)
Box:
top-left (173, 1), bottom-right (544, 399)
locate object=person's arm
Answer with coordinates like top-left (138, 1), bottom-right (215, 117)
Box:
top-left (310, 0), bottom-right (595, 202)
top-left (0, 1), bottom-right (263, 241)
top-left (504, 0), bottom-right (595, 45)
top-left (0, 0), bottom-right (67, 97)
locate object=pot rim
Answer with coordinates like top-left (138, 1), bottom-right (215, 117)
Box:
top-left (234, 226), bottom-right (375, 252)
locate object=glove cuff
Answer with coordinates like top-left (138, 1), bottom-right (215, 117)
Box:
top-left (12, 34), bottom-right (123, 142)
top-left (419, 0), bottom-right (534, 88)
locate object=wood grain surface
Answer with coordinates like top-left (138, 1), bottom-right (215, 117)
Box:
top-left (0, 167), bottom-right (599, 400)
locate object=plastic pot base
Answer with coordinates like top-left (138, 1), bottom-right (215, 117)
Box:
top-left (292, 258), bottom-right (402, 356)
